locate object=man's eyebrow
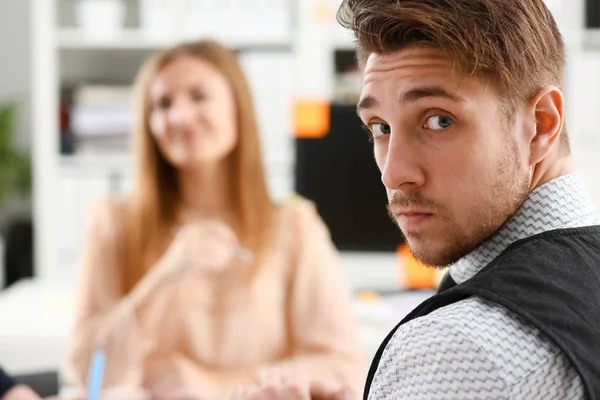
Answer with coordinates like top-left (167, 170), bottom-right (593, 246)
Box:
top-left (356, 96), bottom-right (378, 115)
top-left (357, 86), bottom-right (465, 116)
top-left (401, 86), bottom-right (466, 104)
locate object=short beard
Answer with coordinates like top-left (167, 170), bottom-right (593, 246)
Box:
top-left (387, 138), bottom-right (530, 268)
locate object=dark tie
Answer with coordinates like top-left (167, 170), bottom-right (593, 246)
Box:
top-left (438, 271), bottom-right (457, 293)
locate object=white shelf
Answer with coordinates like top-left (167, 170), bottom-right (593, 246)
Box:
top-left (58, 152), bottom-right (292, 176)
top-left (56, 28), bottom-right (293, 50)
top-left (584, 29), bottom-right (600, 50)
top-left (59, 153), bottom-right (132, 172)
top-left (331, 27), bottom-right (356, 51)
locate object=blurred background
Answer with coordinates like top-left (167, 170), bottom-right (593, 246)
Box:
top-left (0, 0), bottom-right (598, 396)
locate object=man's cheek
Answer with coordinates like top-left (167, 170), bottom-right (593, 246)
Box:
top-left (386, 189), bottom-right (395, 204)
top-left (373, 143), bottom-right (387, 172)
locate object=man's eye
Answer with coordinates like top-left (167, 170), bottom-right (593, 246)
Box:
top-left (424, 115), bottom-right (453, 131)
top-left (370, 123), bottom-right (391, 138)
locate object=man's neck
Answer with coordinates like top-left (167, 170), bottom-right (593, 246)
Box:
top-left (530, 151), bottom-right (573, 191)
top-left (450, 170), bottom-right (597, 285)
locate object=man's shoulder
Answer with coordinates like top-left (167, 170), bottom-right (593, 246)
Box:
top-left (385, 296), bottom-right (564, 383)
top-left (369, 296), bottom-right (583, 399)
top-left (370, 297), bottom-right (509, 398)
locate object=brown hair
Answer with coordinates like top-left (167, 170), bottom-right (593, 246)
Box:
top-left (122, 39), bottom-right (274, 293)
top-left (337, 0), bottom-right (569, 151)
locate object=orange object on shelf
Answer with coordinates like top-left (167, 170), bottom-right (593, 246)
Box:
top-left (313, 1), bottom-right (334, 22)
top-left (357, 291), bottom-right (380, 303)
top-left (292, 99), bottom-right (331, 139)
top-left (397, 243), bottom-right (436, 289)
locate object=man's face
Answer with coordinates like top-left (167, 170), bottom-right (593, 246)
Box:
top-left (358, 47), bottom-right (532, 267)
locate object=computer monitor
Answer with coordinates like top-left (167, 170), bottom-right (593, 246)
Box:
top-left (295, 103), bottom-right (405, 251)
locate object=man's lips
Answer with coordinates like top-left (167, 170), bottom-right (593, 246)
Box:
top-left (392, 208), bottom-right (433, 217)
top-left (392, 209), bottom-right (434, 228)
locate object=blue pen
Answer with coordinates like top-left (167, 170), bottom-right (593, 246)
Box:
top-left (87, 350), bottom-right (106, 400)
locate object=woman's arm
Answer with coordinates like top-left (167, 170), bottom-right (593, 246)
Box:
top-left (260, 200), bottom-right (366, 390)
top-left (65, 200), bottom-right (177, 389)
top-left (66, 200), bottom-right (243, 392)
top-left (144, 201), bottom-right (365, 397)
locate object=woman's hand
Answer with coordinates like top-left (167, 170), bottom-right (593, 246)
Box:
top-left (167, 220), bottom-right (243, 277)
top-left (225, 383), bottom-right (355, 400)
top-left (130, 220), bottom-right (245, 307)
top-left (224, 368), bottom-right (355, 400)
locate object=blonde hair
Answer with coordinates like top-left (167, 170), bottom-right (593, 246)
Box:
top-left (122, 39), bottom-right (274, 293)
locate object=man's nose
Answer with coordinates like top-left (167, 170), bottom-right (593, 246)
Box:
top-left (380, 133), bottom-right (426, 190)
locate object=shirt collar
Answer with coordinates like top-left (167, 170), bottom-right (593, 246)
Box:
top-left (450, 172), bottom-right (600, 284)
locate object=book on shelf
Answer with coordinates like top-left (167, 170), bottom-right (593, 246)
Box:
top-left (75, 134), bottom-right (131, 155)
top-left (61, 83), bottom-right (134, 155)
top-left (70, 84), bottom-right (134, 138)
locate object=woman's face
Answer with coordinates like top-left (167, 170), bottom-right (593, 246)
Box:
top-left (149, 55), bottom-right (238, 168)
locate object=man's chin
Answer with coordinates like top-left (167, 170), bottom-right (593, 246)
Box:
top-left (410, 252), bottom-right (450, 269)
top-left (407, 239), bottom-right (474, 268)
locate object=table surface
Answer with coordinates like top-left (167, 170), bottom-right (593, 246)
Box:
top-left (0, 277), bottom-right (434, 376)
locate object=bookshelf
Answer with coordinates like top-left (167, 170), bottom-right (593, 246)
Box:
top-left (58, 153), bottom-right (131, 171)
top-left (30, 0), bottom-right (600, 283)
top-left (32, 0), bottom-right (300, 279)
top-left (30, 0), bottom-right (349, 281)
top-left (56, 27), bottom-right (294, 51)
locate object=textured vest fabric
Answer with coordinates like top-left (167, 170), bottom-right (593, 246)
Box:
top-left (364, 227), bottom-right (600, 399)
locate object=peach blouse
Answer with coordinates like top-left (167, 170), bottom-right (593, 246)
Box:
top-left (64, 198), bottom-right (365, 398)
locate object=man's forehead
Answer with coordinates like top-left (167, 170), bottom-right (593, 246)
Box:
top-left (357, 60), bottom-right (497, 116)
top-left (361, 51), bottom-right (458, 97)
top-left (360, 48), bottom-right (491, 102)
top-left (364, 47), bottom-right (452, 75)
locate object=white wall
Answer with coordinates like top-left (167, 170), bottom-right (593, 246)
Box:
top-left (0, 1), bottom-right (33, 287)
top-left (552, 0), bottom-right (600, 207)
top-left (0, 0), bottom-right (32, 150)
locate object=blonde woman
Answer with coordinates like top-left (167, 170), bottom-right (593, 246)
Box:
top-left (64, 40), bottom-right (364, 399)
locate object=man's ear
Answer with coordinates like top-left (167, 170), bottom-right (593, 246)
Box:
top-left (528, 86), bottom-right (564, 166)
